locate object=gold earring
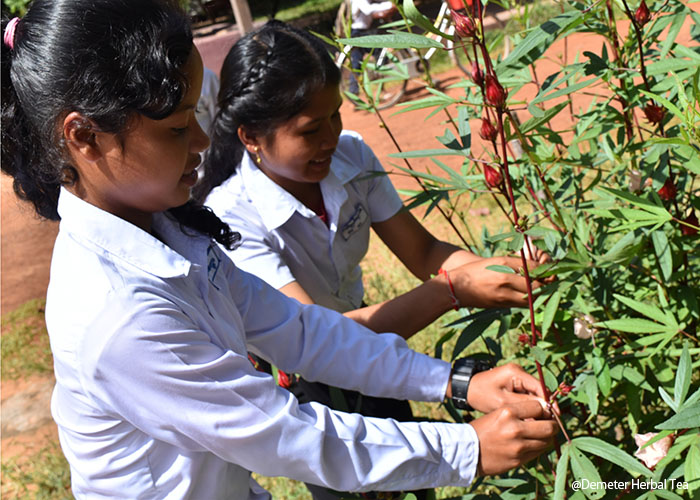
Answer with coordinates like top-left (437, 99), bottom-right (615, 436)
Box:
top-left (253, 146), bottom-right (262, 165)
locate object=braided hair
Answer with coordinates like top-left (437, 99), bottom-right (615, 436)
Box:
top-left (1, 0), bottom-right (239, 250)
top-left (193, 20), bottom-right (341, 202)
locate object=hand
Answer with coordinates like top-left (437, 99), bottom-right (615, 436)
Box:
top-left (447, 256), bottom-right (549, 308)
top-left (470, 400), bottom-right (558, 476)
top-left (466, 363), bottom-right (546, 413)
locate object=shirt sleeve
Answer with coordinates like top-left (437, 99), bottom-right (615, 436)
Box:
top-left (81, 281), bottom-right (479, 493)
top-left (354, 0), bottom-right (395, 16)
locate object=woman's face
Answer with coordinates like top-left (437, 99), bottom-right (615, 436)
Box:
top-left (70, 48), bottom-right (210, 230)
top-left (253, 84), bottom-right (343, 190)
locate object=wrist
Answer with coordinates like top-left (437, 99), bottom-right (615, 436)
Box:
top-left (438, 268), bottom-right (460, 311)
top-left (449, 357), bottom-right (492, 410)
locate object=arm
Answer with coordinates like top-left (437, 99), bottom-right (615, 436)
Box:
top-left (373, 210), bottom-right (551, 310)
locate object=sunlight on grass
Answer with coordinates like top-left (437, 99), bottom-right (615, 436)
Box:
top-left (1, 439), bottom-right (71, 499)
top-left (1, 299), bottom-right (52, 381)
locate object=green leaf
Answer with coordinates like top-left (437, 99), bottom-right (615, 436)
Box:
top-left (402, 0), bottom-right (454, 41)
top-left (613, 293), bottom-right (675, 327)
top-left (651, 230), bottom-right (673, 281)
top-left (596, 318), bottom-right (671, 334)
top-left (498, 10), bottom-right (585, 74)
top-left (531, 77), bottom-right (598, 106)
top-left (519, 101), bottom-right (569, 134)
top-left (485, 265), bottom-right (517, 274)
top-left (554, 443), bottom-right (570, 500)
top-left (655, 403), bottom-right (700, 430)
top-left (639, 90), bottom-right (685, 122)
top-left (570, 447), bottom-right (604, 499)
top-left (451, 316), bottom-right (499, 360)
top-left (674, 342), bottom-right (691, 408)
top-left (542, 289), bottom-right (562, 339)
top-left (573, 437), bottom-right (652, 478)
top-left (338, 32), bottom-right (442, 49)
top-left (686, 442), bottom-right (700, 498)
top-left (592, 348), bottom-right (612, 397)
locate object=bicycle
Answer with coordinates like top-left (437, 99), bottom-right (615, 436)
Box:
top-left (334, 0), bottom-right (472, 110)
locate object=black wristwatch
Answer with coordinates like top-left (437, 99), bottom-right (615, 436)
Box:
top-left (450, 357), bottom-right (492, 410)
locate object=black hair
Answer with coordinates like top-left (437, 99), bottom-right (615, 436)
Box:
top-left (1, 0), bottom-right (238, 250)
top-left (194, 20), bottom-right (341, 201)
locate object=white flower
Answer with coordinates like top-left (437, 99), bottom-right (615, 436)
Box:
top-left (634, 432), bottom-right (673, 469)
top-left (573, 314), bottom-right (597, 339)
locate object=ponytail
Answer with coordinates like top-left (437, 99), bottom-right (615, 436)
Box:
top-left (0, 1), bottom-right (239, 250)
top-left (1, 16), bottom-right (69, 220)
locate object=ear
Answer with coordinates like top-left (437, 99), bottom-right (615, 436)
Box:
top-left (237, 125), bottom-right (261, 155)
top-left (62, 112), bottom-right (101, 162)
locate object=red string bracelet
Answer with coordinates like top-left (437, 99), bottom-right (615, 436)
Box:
top-left (438, 268), bottom-right (460, 311)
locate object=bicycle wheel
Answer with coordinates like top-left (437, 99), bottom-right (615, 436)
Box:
top-left (362, 48), bottom-right (410, 110)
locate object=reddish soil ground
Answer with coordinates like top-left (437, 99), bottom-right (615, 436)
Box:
top-left (1, 4), bottom-right (697, 484)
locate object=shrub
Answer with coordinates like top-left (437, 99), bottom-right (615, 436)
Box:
top-left (333, 0), bottom-right (700, 498)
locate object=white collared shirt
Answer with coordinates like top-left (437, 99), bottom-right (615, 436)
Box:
top-left (351, 0), bottom-right (395, 30)
top-left (205, 130), bottom-right (403, 313)
top-left (46, 189), bottom-right (478, 499)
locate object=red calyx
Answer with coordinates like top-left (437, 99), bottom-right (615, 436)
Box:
top-left (447, 0), bottom-right (478, 12)
top-left (635, 0), bottom-right (651, 26)
top-left (517, 333), bottom-right (530, 345)
top-left (485, 74), bottom-right (507, 108)
top-left (484, 164), bottom-right (503, 188)
top-left (479, 118), bottom-right (498, 142)
top-left (558, 383), bottom-right (574, 396)
top-left (450, 8), bottom-right (476, 38)
top-left (643, 103), bottom-right (665, 124)
top-left (657, 178), bottom-right (677, 201)
top-left (681, 212), bottom-right (698, 236)
top-left (471, 61), bottom-right (484, 87)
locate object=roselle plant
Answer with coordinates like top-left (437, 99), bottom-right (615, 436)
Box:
top-left (331, 0), bottom-right (700, 498)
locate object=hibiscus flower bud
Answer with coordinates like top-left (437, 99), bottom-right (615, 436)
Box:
top-left (518, 333), bottom-right (530, 345)
top-left (447, 0), bottom-right (466, 10)
top-left (471, 61), bottom-right (484, 87)
top-left (643, 103), bottom-right (665, 124)
top-left (634, 432), bottom-right (673, 469)
top-left (485, 75), bottom-right (507, 108)
top-left (573, 314), bottom-right (597, 339)
top-left (635, 0), bottom-right (651, 26)
top-left (451, 8), bottom-right (476, 38)
top-left (681, 211), bottom-right (698, 236)
top-left (479, 117), bottom-right (498, 142)
top-left (657, 178), bottom-right (677, 201)
top-left (483, 164), bottom-right (503, 188)
top-left (558, 382), bottom-right (574, 395)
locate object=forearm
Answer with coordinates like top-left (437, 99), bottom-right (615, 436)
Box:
top-left (344, 275), bottom-right (455, 339)
top-left (422, 241), bottom-right (481, 278)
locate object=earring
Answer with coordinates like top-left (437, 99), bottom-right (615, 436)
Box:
top-left (253, 146), bottom-right (262, 165)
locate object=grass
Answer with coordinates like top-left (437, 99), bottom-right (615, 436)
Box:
top-left (1, 298), bottom-right (52, 381)
top-left (252, 0), bottom-right (343, 23)
top-left (0, 440), bottom-right (72, 500)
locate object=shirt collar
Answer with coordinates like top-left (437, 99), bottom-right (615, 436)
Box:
top-left (57, 188), bottom-right (193, 279)
top-left (240, 140), bottom-right (364, 232)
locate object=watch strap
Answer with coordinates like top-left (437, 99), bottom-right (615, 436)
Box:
top-left (450, 357), bottom-right (492, 410)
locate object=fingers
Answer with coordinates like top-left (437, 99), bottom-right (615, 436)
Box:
top-left (507, 367), bottom-right (547, 399)
top-left (508, 399), bottom-right (554, 420)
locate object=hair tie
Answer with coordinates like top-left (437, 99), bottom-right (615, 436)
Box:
top-left (4, 17), bottom-right (20, 50)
